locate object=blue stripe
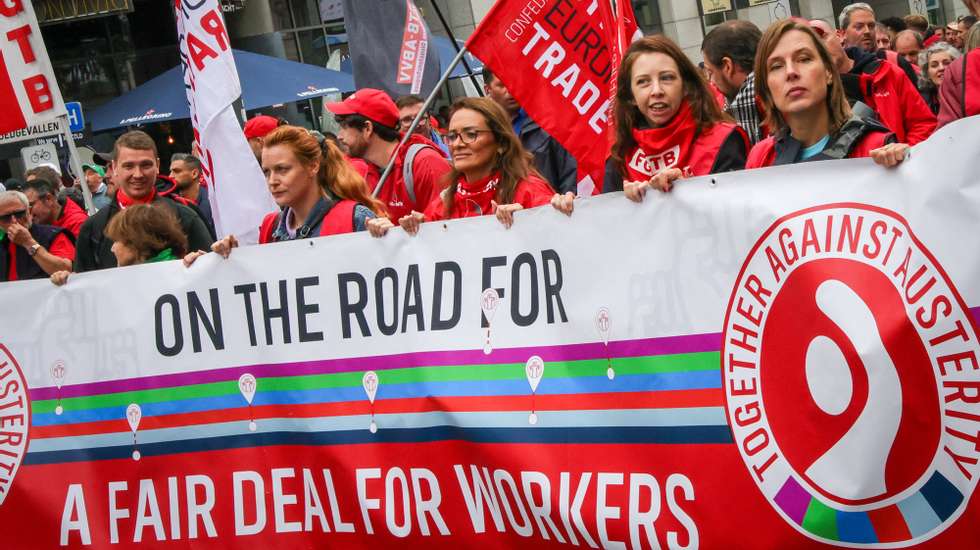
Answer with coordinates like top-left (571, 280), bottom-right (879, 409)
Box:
top-left (897, 491), bottom-right (940, 538)
top-left (23, 425), bottom-right (734, 465)
top-left (836, 511), bottom-right (877, 544)
top-left (33, 371), bottom-right (720, 426)
top-left (918, 471), bottom-right (963, 521)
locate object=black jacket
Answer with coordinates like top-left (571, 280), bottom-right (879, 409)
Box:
top-left (517, 116), bottom-right (578, 195)
top-left (0, 224), bottom-right (74, 281)
top-left (75, 180), bottom-right (214, 272)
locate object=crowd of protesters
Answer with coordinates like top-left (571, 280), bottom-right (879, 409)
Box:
top-left (1, 1), bottom-right (978, 283)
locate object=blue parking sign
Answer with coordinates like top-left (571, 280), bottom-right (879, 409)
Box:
top-left (65, 102), bottom-right (84, 133)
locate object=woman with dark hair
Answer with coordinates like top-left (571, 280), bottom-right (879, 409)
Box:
top-left (187, 126), bottom-right (384, 262)
top-left (748, 19), bottom-right (909, 168)
top-left (50, 204), bottom-right (186, 285)
top-left (601, 35), bottom-right (748, 201)
top-left (368, 97), bottom-right (553, 235)
top-left (918, 42), bottom-right (960, 114)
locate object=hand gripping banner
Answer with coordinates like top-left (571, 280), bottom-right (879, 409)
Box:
top-left (0, 119), bottom-right (978, 548)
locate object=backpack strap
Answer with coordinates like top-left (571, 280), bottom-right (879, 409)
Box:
top-left (320, 200), bottom-right (358, 236)
top-left (400, 143), bottom-right (429, 206)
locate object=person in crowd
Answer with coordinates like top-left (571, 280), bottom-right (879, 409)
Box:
top-left (186, 126), bottom-right (384, 262)
top-left (937, 25), bottom-right (980, 127)
top-left (169, 153), bottom-right (214, 231)
top-left (51, 204), bottom-right (189, 286)
top-left (91, 150), bottom-right (116, 197)
top-left (905, 14), bottom-right (930, 36)
top-left (3, 178), bottom-right (20, 192)
top-left (748, 19), bottom-right (909, 169)
top-left (919, 42), bottom-right (961, 114)
top-left (395, 94), bottom-right (449, 156)
top-left (967, 20), bottom-right (980, 50)
top-left (483, 67), bottom-right (579, 195)
top-left (894, 30), bottom-right (925, 67)
top-left (599, 35), bottom-right (748, 200)
top-left (366, 97), bottom-right (554, 236)
top-left (327, 88), bottom-right (449, 223)
top-left (81, 163), bottom-right (111, 211)
top-left (947, 21), bottom-right (965, 50)
top-left (811, 19), bottom-right (936, 145)
top-left (958, 16), bottom-right (978, 47)
top-left (23, 178), bottom-right (87, 237)
top-left (702, 20), bottom-right (767, 145)
top-left (24, 165), bottom-right (63, 190)
top-left (875, 23), bottom-right (893, 50)
top-left (75, 131), bottom-right (213, 272)
top-left (0, 190), bottom-right (74, 282)
top-left (839, 3), bottom-right (919, 84)
top-left (881, 16), bottom-right (907, 39)
top-left (243, 115), bottom-right (283, 163)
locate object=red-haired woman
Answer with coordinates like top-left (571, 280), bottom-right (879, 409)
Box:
top-left (747, 19), bottom-right (909, 168)
top-left (368, 97), bottom-right (553, 236)
top-left (187, 126), bottom-right (385, 262)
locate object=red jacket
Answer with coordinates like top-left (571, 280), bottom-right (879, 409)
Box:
top-left (746, 130), bottom-right (890, 169)
top-left (938, 50), bottom-right (980, 129)
top-left (258, 200), bottom-right (357, 244)
top-left (54, 197), bottom-right (88, 237)
top-left (423, 173), bottom-right (554, 222)
top-left (859, 57), bottom-right (936, 145)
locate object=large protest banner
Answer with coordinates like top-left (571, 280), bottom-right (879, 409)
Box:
top-left (0, 118), bottom-right (978, 548)
top-left (0, 0), bottom-right (66, 134)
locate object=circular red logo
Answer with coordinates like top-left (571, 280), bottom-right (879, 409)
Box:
top-left (722, 204), bottom-right (980, 547)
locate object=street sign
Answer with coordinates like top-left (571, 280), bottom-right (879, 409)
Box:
top-left (65, 102), bottom-right (84, 133)
top-left (20, 142), bottom-right (60, 171)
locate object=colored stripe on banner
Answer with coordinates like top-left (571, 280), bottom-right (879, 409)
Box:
top-left (23, 425), bottom-right (735, 465)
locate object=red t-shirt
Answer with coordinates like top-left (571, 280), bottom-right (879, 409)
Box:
top-left (5, 234), bottom-right (75, 281)
top-left (55, 198), bottom-right (88, 237)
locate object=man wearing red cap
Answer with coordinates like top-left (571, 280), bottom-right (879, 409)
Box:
top-left (327, 89), bottom-right (450, 223)
top-left (243, 115), bottom-right (282, 162)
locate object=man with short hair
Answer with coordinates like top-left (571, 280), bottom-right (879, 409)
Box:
top-left (24, 165), bottom-right (62, 188)
top-left (0, 190), bottom-right (74, 281)
top-left (23, 178), bottom-right (87, 237)
top-left (75, 131), bottom-right (214, 272)
top-left (169, 153), bottom-right (214, 231)
top-left (701, 20), bottom-right (765, 144)
top-left (483, 67), bottom-right (578, 195)
top-left (327, 89), bottom-right (450, 222)
top-left (82, 163), bottom-right (111, 211)
top-left (838, 4), bottom-right (919, 84)
top-left (904, 14), bottom-right (930, 35)
top-left (811, 19), bottom-right (937, 145)
top-left (243, 115), bottom-right (282, 162)
top-left (959, 15), bottom-right (978, 48)
top-left (395, 94), bottom-right (449, 155)
top-left (894, 30), bottom-right (925, 66)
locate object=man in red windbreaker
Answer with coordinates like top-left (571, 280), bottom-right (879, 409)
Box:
top-left (812, 19), bottom-right (937, 145)
top-left (23, 178), bottom-right (87, 237)
top-left (327, 89), bottom-right (450, 222)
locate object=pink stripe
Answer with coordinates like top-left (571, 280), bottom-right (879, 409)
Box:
top-left (30, 331), bottom-right (722, 400)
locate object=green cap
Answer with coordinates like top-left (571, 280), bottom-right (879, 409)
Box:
top-left (82, 163), bottom-right (105, 177)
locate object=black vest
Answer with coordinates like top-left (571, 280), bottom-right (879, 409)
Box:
top-left (0, 224), bottom-right (74, 282)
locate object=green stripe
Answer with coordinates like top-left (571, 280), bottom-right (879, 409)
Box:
top-left (32, 352), bottom-right (719, 414)
top-left (802, 497), bottom-right (838, 540)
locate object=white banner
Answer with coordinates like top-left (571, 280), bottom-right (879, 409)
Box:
top-left (175, 0), bottom-right (275, 244)
top-left (0, 0), bottom-right (66, 135)
top-left (0, 119), bottom-right (978, 549)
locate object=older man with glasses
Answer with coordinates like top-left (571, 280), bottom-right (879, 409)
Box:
top-left (0, 191), bottom-right (74, 282)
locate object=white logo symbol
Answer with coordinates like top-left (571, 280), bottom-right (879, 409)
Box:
top-left (525, 356), bottom-right (545, 425)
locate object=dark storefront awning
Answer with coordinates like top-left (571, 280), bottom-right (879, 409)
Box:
top-left (91, 50), bottom-right (356, 132)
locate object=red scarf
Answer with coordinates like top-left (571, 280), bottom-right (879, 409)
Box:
top-left (117, 188), bottom-right (156, 209)
top-left (625, 101), bottom-right (698, 181)
top-left (449, 172), bottom-right (500, 219)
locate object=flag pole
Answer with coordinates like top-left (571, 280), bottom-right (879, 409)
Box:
top-left (60, 115), bottom-right (96, 214)
top-left (429, 0), bottom-right (484, 96)
top-left (372, 45), bottom-right (469, 201)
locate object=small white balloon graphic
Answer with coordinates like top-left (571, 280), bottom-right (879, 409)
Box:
top-left (238, 374), bottom-right (257, 404)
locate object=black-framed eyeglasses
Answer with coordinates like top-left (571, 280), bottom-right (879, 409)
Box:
top-left (445, 129), bottom-right (492, 145)
top-left (0, 210), bottom-right (28, 223)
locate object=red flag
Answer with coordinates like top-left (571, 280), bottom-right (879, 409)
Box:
top-left (466, 0), bottom-right (618, 188)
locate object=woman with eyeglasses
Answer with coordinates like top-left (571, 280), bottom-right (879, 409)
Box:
top-left (367, 97), bottom-right (553, 236)
top-left (747, 19), bottom-right (909, 168)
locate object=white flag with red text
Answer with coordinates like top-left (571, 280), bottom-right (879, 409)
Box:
top-left (0, 0), bottom-right (66, 134)
top-left (175, 0), bottom-right (275, 245)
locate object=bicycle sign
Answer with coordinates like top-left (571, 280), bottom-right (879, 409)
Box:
top-left (20, 142), bottom-right (59, 171)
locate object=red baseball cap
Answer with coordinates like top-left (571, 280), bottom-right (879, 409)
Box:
top-left (326, 89), bottom-right (399, 129)
top-left (243, 115), bottom-right (280, 140)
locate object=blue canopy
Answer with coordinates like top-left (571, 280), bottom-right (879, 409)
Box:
top-left (91, 50), bottom-right (355, 131)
